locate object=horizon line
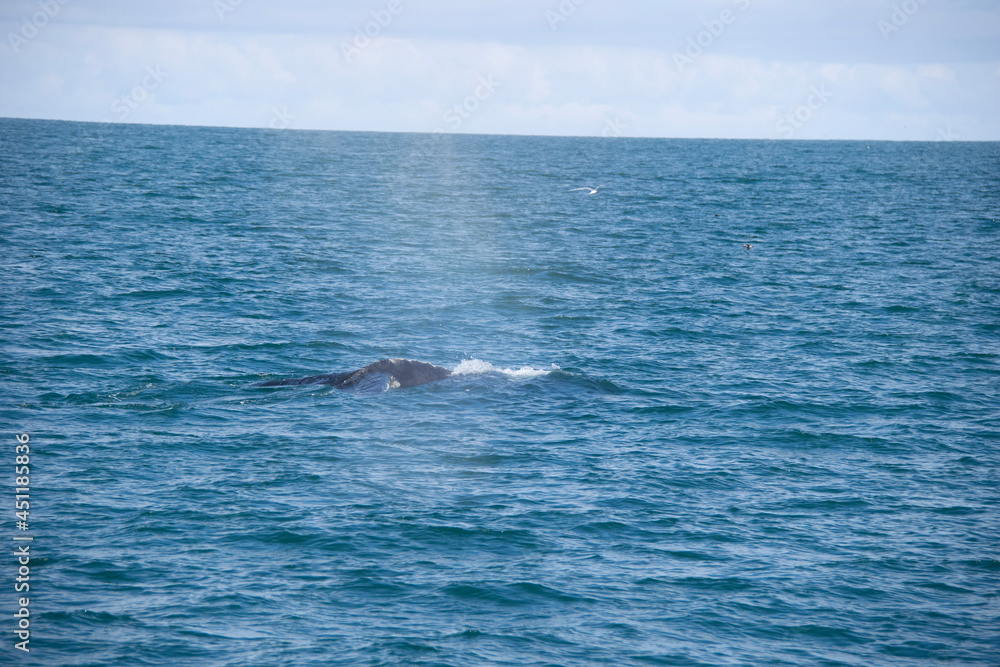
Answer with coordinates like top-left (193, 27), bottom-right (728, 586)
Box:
top-left (2, 115), bottom-right (997, 144)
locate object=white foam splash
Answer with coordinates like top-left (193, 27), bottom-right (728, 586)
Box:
top-left (451, 359), bottom-right (558, 378)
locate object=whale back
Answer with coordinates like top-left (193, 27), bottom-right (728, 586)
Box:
top-left (359, 358), bottom-right (452, 388)
top-left (256, 359), bottom-right (452, 391)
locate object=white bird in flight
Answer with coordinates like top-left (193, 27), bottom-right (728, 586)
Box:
top-left (570, 183), bottom-right (610, 195)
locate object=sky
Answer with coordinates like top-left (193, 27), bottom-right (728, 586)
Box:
top-left (1, 0), bottom-right (998, 140)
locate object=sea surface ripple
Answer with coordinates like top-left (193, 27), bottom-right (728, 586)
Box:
top-left (1, 119), bottom-right (998, 665)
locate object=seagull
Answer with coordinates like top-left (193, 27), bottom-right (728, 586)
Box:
top-left (570, 183), bottom-right (610, 195)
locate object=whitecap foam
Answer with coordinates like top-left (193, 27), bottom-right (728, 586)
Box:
top-left (451, 359), bottom-right (559, 378)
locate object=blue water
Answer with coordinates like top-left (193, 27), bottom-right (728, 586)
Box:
top-left (2, 118), bottom-right (999, 666)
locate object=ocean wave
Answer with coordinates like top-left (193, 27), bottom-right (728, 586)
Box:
top-left (451, 359), bottom-right (559, 378)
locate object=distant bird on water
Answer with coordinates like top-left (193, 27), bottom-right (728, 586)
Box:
top-left (570, 183), bottom-right (610, 195)
top-left (744, 244), bottom-right (753, 251)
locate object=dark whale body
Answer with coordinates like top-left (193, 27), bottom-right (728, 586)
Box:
top-left (255, 358), bottom-right (452, 391)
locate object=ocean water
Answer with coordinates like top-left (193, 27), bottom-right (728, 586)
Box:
top-left (1, 118), bottom-right (998, 666)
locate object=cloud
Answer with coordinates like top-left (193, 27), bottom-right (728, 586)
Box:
top-left (0, 2), bottom-right (998, 139)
